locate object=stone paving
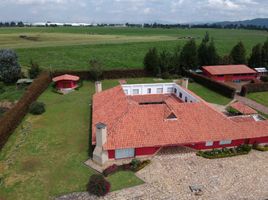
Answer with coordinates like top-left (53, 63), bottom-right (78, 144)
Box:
top-left (56, 148), bottom-right (268, 200)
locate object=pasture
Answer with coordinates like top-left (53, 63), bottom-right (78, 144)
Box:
top-left (0, 27), bottom-right (267, 70)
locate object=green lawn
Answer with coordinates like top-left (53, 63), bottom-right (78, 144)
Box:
top-left (0, 80), bottom-right (146, 200)
top-left (0, 84), bottom-right (25, 101)
top-left (188, 82), bottom-right (232, 105)
top-left (0, 27), bottom-right (267, 70)
top-left (247, 92), bottom-right (268, 107)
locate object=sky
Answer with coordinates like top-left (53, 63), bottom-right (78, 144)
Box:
top-left (0, 0), bottom-right (268, 23)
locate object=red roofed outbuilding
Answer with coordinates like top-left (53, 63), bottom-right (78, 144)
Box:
top-left (202, 65), bottom-right (257, 82)
top-left (52, 74), bottom-right (80, 90)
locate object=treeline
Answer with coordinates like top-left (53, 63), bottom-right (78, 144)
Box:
top-left (142, 23), bottom-right (268, 31)
top-left (144, 32), bottom-right (268, 77)
top-left (0, 21), bottom-right (24, 27)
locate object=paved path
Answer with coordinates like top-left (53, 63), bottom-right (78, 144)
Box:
top-left (55, 148), bottom-right (268, 200)
top-left (235, 94), bottom-right (268, 114)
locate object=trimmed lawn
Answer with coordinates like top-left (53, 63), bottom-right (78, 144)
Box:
top-left (188, 82), bottom-right (232, 105)
top-left (247, 92), bottom-right (268, 107)
top-left (0, 84), bottom-right (25, 101)
top-left (0, 80), bottom-right (144, 200)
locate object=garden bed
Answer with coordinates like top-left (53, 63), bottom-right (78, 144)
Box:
top-left (196, 145), bottom-right (252, 159)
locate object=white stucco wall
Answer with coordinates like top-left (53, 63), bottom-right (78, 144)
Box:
top-left (122, 83), bottom-right (199, 103)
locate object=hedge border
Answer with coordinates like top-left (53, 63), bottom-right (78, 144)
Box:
top-left (240, 82), bottom-right (268, 96)
top-left (0, 72), bottom-right (51, 149)
top-left (185, 71), bottom-right (236, 98)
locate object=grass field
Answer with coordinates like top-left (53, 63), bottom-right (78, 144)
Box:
top-left (188, 82), bottom-right (232, 105)
top-left (0, 85), bottom-right (25, 102)
top-left (0, 27), bottom-right (267, 70)
top-left (247, 92), bottom-right (268, 107)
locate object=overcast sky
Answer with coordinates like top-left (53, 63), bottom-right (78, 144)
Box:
top-left (0, 0), bottom-right (268, 23)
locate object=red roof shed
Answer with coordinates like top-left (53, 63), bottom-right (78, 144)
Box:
top-left (52, 74), bottom-right (80, 90)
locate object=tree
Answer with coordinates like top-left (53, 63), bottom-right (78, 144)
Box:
top-left (0, 49), bottom-right (21, 83)
top-left (89, 59), bottom-right (103, 81)
top-left (207, 39), bottom-right (219, 65)
top-left (28, 60), bottom-right (41, 79)
top-left (143, 47), bottom-right (160, 76)
top-left (198, 40), bottom-right (209, 66)
top-left (230, 41), bottom-right (247, 64)
top-left (180, 39), bottom-right (198, 70)
top-left (203, 31), bottom-right (210, 43)
top-left (262, 38), bottom-right (268, 67)
top-left (159, 50), bottom-right (172, 74)
top-left (171, 45), bottom-right (182, 74)
top-left (248, 43), bottom-right (263, 68)
top-left (87, 175), bottom-right (110, 196)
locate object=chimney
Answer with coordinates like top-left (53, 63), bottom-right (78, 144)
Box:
top-left (95, 122), bottom-right (107, 147)
top-left (93, 122), bottom-right (108, 165)
top-left (181, 78), bottom-right (189, 89)
top-left (95, 81), bottom-right (102, 93)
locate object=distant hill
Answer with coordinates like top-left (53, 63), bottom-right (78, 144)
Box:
top-left (215, 18), bottom-right (268, 28)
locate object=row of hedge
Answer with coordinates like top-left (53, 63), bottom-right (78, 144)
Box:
top-left (0, 72), bottom-right (51, 149)
top-left (196, 144), bottom-right (252, 159)
top-left (52, 69), bottom-right (148, 80)
top-left (185, 71), bottom-right (236, 98)
top-left (240, 82), bottom-right (268, 96)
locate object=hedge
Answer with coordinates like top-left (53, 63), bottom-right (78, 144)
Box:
top-left (52, 69), bottom-right (148, 80)
top-left (0, 72), bottom-right (51, 149)
top-left (240, 82), bottom-right (268, 96)
top-left (185, 71), bottom-right (236, 98)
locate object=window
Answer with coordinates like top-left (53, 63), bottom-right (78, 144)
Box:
top-left (156, 88), bottom-right (163, 94)
top-left (185, 96), bottom-right (188, 102)
top-left (174, 88), bottom-right (177, 94)
top-left (219, 140), bottom-right (232, 145)
top-left (179, 92), bottom-right (182, 98)
top-left (166, 112), bottom-right (177, 120)
top-left (147, 88), bottom-right (151, 94)
top-left (124, 89), bottom-right (128, 95)
top-left (133, 89), bottom-right (139, 95)
top-left (205, 141), bottom-right (213, 146)
top-left (167, 87), bottom-right (173, 93)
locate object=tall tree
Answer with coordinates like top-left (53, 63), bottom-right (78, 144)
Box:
top-left (230, 41), bottom-right (247, 64)
top-left (159, 50), bottom-right (172, 74)
top-left (262, 38), bottom-right (268, 67)
top-left (248, 43), bottom-right (263, 68)
top-left (0, 49), bottom-right (21, 83)
top-left (180, 39), bottom-right (198, 70)
top-left (89, 59), bottom-right (103, 81)
top-left (197, 40), bottom-right (209, 66)
top-left (171, 45), bottom-right (182, 74)
top-left (207, 39), bottom-right (219, 65)
top-left (143, 47), bottom-right (160, 76)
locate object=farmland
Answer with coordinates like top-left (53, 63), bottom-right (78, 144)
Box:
top-left (0, 27), bottom-right (267, 70)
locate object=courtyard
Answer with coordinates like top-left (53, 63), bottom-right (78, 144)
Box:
top-left (58, 147), bottom-right (268, 200)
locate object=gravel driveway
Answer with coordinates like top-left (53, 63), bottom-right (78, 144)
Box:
top-left (57, 147), bottom-right (268, 200)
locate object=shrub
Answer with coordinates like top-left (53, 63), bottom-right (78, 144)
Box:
top-left (103, 164), bottom-right (118, 177)
top-left (89, 59), bottom-right (103, 81)
top-left (0, 82), bottom-right (5, 94)
top-left (133, 160), bottom-right (151, 172)
top-left (226, 106), bottom-right (241, 115)
top-left (28, 60), bottom-right (41, 79)
top-left (241, 82), bottom-right (268, 96)
top-left (260, 76), bottom-right (268, 82)
top-left (130, 158), bottom-right (141, 169)
top-left (29, 101), bottom-right (45, 115)
top-left (0, 49), bottom-right (21, 83)
top-left (87, 174), bottom-right (111, 196)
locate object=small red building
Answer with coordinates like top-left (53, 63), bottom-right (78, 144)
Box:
top-left (202, 65), bottom-right (257, 82)
top-left (52, 74), bottom-right (80, 90)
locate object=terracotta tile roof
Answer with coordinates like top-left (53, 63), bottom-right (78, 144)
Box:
top-left (92, 85), bottom-right (268, 150)
top-left (202, 65), bottom-right (257, 75)
top-left (52, 74), bottom-right (80, 82)
top-left (230, 101), bottom-right (257, 115)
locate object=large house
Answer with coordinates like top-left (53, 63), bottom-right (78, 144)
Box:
top-left (202, 65), bottom-right (257, 82)
top-left (92, 81), bottom-right (268, 165)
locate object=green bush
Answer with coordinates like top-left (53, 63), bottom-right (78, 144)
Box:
top-left (29, 101), bottom-right (45, 115)
top-left (87, 174), bottom-right (110, 197)
top-left (226, 106), bottom-right (241, 115)
top-left (197, 144), bottom-right (251, 159)
top-left (133, 160), bottom-right (151, 172)
top-left (28, 60), bottom-right (41, 79)
top-left (130, 159), bottom-right (141, 169)
top-left (253, 144), bottom-right (268, 151)
top-left (0, 82), bottom-right (5, 94)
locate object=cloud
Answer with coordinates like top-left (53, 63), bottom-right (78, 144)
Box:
top-left (0, 0), bottom-right (267, 23)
